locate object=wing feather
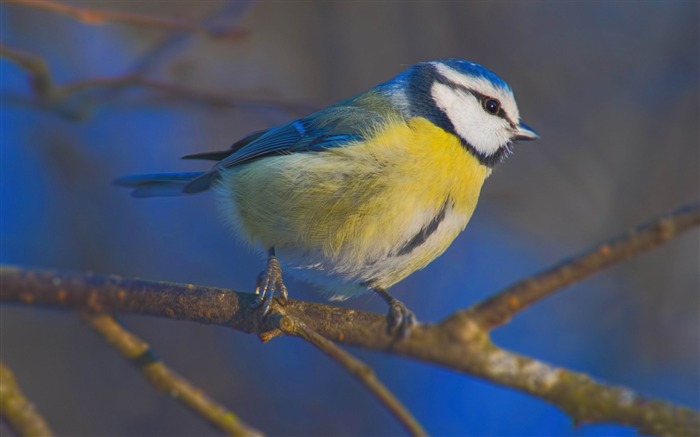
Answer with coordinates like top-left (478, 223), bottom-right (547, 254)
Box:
top-left (183, 93), bottom-right (399, 193)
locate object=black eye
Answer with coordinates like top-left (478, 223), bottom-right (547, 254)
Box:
top-left (482, 98), bottom-right (500, 115)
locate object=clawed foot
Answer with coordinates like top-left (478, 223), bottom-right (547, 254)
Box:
top-left (386, 299), bottom-right (417, 337)
top-left (373, 287), bottom-right (417, 338)
top-left (252, 250), bottom-right (288, 315)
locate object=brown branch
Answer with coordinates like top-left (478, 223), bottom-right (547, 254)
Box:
top-left (2, 265), bottom-right (698, 435)
top-left (5, 0), bottom-right (247, 40)
top-left (82, 313), bottom-right (262, 437)
top-left (278, 316), bottom-right (427, 436)
top-left (0, 43), bottom-right (317, 119)
top-left (2, 202), bottom-right (699, 435)
top-left (0, 361), bottom-right (54, 437)
top-left (459, 201), bottom-right (700, 329)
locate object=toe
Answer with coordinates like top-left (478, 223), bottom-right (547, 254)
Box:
top-left (251, 256), bottom-right (289, 312)
top-left (387, 300), bottom-right (416, 337)
top-left (251, 270), bottom-right (270, 309)
top-left (278, 281), bottom-right (289, 302)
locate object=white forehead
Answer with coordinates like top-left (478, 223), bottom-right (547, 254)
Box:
top-left (432, 62), bottom-right (520, 123)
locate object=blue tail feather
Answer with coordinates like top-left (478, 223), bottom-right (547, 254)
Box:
top-left (114, 172), bottom-right (205, 198)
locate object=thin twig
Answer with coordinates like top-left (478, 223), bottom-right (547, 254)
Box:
top-left (277, 316), bottom-right (427, 437)
top-left (82, 313), bottom-right (262, 437)
top-left (0, 361), bottom-right (54, 437)
top-left (0, 43), bottom-right (55, 102)
top-left (5, 0), bottom-right (247, 40)
top-left (0, 42), bottom-right (317, 119)
top-left (456, 201), bottom-right (700, 329)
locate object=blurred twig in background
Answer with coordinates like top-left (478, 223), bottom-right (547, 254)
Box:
top-left (5, 0), bottom-right (248, 40)
top-left (82, 314), bottom-right (262, 437)
top-left (0, 362), bottom-right (54, 437)
top-left (0, 42), bottom-right (317, 121)
top-left (1, 0), bottom-right (319, 121)
top-left (2, 201), bottom-right (699, 436)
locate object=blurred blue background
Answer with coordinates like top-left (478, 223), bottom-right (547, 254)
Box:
top-left (1, 1), bottom-right (698, 435)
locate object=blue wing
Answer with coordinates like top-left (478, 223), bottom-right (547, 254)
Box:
top-left (116, 88), bottom-right (406, 197)
top-left (183, 102), bottom-right (390, 193)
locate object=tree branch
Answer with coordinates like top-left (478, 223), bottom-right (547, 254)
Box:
top-left (82, 313), bottom-right (262, 437)
top-left (278, 316), bottom-right (427, 436)
top-left (2, 202), bottom-right (699, 435)
top-left (5, 0), bottom-right (247, 40)
top-left (0, 361), bottom-right (54, 437)
top-left (460, 201), bottom-right (700, 329)
top-left (2, 264), bottom-right (697, 435)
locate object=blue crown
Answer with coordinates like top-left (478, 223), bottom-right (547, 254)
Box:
top-left (436, 58), bottom-right (511, 92)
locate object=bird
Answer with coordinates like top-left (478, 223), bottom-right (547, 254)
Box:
top-left (116, 58), bottom-right (538, 336)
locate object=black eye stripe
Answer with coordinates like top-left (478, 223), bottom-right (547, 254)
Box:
top-left (434, 75), bottom-right (516, 127)
top-left (459, 88), bottom-right (511, 123)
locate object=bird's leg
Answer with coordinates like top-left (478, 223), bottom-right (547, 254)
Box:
top-left (253, 247), bottom-right (289, 315)
top-left (372, 287), bottom-right (417, 337)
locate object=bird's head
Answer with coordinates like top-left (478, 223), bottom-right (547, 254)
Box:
top-left (389, 58), bottom-right (538, 166)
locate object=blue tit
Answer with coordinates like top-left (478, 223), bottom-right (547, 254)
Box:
top-left (116, 58), bottom-right (538, 336)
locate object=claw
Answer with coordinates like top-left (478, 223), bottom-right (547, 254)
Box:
top-left (386, 299), bottom-right (417, 337)
top-left (252, 249), bottom-right (288, 315)
top-left (372, 287), bottom-right (417, 337)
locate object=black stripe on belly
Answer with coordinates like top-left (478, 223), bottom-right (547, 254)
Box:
top-left (395, 201), bottom-right (449, 256)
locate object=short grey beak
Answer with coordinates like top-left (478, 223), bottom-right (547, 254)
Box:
top-left (514, 122), bottom-right (539, 141)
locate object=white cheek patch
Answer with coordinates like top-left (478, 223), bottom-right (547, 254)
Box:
top-left (432, 63), bottom-right (521, 123)
top-left (430, 82), bottom-right (511, 157)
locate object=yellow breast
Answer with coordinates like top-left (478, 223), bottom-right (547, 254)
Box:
top-left (216, 117), bottom-right (491, 293)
